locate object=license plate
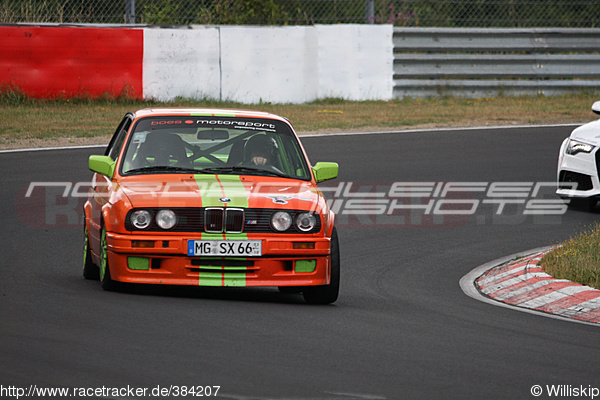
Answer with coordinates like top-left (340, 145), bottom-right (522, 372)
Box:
top-left (187, 240), bottom-right (262, 257)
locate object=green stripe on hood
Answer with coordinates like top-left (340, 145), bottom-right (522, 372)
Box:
top-left (215, 175), bottom-right (249, 208)
top-left (193, 174), bottom-right (249, 208)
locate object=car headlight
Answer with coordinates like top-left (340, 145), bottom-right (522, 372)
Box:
top-left (271, 211), bottom-right (292, 232)
top-left (131, 210), bottom-right (152, 229)
top-left (156, 209), bottom-right (177, 230)
top-left (295, 212), bottom-right (316, 232)
top-left (566, 139), bottom-right (595, 155)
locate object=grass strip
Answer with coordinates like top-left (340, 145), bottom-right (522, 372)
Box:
top-left (1, 89), bottom-right (599, 149)
top-left (540, 223), bottom-right (600, 290)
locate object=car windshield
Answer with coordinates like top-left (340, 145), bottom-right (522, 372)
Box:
top-left (120, 115), bottom-right (311, 180)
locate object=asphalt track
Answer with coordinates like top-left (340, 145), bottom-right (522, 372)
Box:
top-left (1, 125), bottom-right (600, 400)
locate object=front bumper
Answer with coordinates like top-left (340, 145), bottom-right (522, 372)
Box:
top-left (105, 232), bottom-right (331, 287)
top-left (556, 139), bottom-right (600, 199)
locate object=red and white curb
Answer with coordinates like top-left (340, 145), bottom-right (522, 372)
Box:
top-left (460, 247), bottom-right (600, 326)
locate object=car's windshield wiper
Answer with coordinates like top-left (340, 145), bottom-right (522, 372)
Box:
top-left (200, 166), bottom-right (289, 178)
top-left (126, 165), bottom-right (202, 175)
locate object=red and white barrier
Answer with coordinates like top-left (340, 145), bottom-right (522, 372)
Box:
top-left (0, 24), bottom-right (393, 103)
top-left (0, 26), bottom-right (143, 98)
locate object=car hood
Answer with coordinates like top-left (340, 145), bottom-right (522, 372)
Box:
top-left (117, 174), bottom-right (325, 212)
top-left (570, 119), bottom-right (600, 146)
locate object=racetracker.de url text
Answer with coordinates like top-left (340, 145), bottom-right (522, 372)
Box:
top-left (0, 385), bottom-right (221, 398)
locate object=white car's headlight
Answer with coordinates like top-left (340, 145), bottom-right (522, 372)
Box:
top-left (566, 139), bottom-right (595, 155)
top-left (156, 209), bottom-right (177, 230)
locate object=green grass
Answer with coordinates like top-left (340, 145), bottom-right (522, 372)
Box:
top-left (540, 223), bottom-right (600, 290)
top-left (1, 90), bottom-right (600, 149)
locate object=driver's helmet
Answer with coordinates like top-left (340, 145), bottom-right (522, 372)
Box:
top-left (244, 134), bottom-right (278, 165)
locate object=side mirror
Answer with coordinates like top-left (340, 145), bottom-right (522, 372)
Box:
top-left (89, 155), bottom-right (116, 178)
top-left (312, 162), bottom-right (339, 183)
top-left (592, 101), bottom-right (600, 116)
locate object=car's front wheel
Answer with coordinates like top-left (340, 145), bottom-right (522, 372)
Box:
top-left (83, 222), bottom-right (99, 280)
top-left (303, 227), bottom-right (340, 305)
top-left (99, 225), bottom-right (119, 291)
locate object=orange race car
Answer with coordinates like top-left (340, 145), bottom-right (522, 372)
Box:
top-left (83, 108), bottom-right (340, 304)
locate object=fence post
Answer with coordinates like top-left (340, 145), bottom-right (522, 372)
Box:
top-left (126, 0), bottom-right (136, 24)
top-left (366, 0), bottom-right (374, 24)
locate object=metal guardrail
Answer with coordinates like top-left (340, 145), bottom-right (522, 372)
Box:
top-left (393, 28), bottom-right (600, 98)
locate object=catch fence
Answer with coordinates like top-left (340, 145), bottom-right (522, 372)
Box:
top-left (2, 0), bottom-right (600, 27)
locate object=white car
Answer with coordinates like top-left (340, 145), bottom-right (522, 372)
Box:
top-left (556, 101), bottom-right (600, 210)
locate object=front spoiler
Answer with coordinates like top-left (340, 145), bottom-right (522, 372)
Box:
top-left (104, 232), bottom-right (331, 287)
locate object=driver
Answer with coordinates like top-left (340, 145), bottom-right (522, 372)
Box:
top-left (244, 134), bottom-right (278, 167)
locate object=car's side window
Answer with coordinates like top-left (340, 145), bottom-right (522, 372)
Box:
top-left (278, 134), bottom-right (310, 179)
top-left (105, 115), bottom-right (133, 160)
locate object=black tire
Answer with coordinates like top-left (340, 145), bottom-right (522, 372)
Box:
top-left (83, 222), bottom-right (100, 280)
top-left (568, 197), bottom-right (598, 211)
top-left (303, 227), bottom-right (340, 305)
top-left (99, 225), bottom-right (119, 291)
